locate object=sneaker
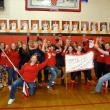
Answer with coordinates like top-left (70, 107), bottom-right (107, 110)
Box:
top-left (0, 83), bottom-right (3, 89)
top-left (87, 80), bottom-right (96, 86)
top-left (47, 85), bottom-right (51, 89)
top-left (47, 86), bottom-right (57, 94)
top-left (52, 81), bottom-right (55, 86)
top-left (8, 86), bottom-right (12, 91)
top-left (71, 80), bottom-right (77, 86)
top-left (90, 90), bottom-right (101, 94)
top-left (8, 99), bottom-right (15, 105)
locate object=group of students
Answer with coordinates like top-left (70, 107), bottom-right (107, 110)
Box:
top-left (0, 35), bottom-right (110, 105)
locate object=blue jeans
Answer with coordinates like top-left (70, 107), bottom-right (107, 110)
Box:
top-left (46, 66), bottom-right (59, 87)
top-left (7, 67), bottom-right (17, 86)
top-left (95, 72), bottom-right (110, 92)
top-left (10, 78), bottom-right (36, 99)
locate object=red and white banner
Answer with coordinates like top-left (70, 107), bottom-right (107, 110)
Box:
top-left (65, 52), bottom-right (94, 73)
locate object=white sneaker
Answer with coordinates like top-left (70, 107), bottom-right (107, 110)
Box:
top-left (8, 86), bottom-right (12, 91)
top-left (47, 85), bottom-right (50, 89)
top-left (0, 83), bottom-right (3, 88)
top-left (52, 81), bottom-right (55, 85)
top-left (8, 99), bottom-right (15, 105)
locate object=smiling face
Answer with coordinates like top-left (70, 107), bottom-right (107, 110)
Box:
top-left (68, 46), bottom-right (73, 53)
top-left (0, 42), bottom-right (5, 49)
top-left (77, 46), bottom-right (82, 52)
top-left (22, 44), bottom-right (27, 50)
top-left (17, 40), bottom-right (23, 47)
top-left (30, 55), bottom-right (38, 64)
top-left (34, 42), bottom-right (39, 49)
top-left (11, 43), bottom-right (16, 50)
top-left (105, 43), bottom-right (110, 50)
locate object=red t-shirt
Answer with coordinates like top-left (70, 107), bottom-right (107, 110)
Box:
top-left (6, 49), bottom-right (20, 68)
top-left (19, 61), bottom-right (47, 82)
top-left (45, 50), bottom-right (56, 67)
top-left (96, 51), bottom-right (105, 63)
top-left (0, 51), bottom-right (6, 65)
top-left (83, 46), bottom-right (97, 59)
top-left (105, 49), bottom-right (110, 65)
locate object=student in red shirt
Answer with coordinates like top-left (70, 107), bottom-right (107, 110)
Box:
top-left (96, 39), bottom-right (106, 79)
top-left (92, 38), bottom-right (110, 93)
top-left (8, 54), bottom-right (48, 105)
top-left (104, 42), bottom-right (110, 88)
top-left (70, 45), bottom-right (82, 86)
top-left (42, 39), bottom-right (60, 89)
top-left (6, 43), bottom-right (20, 91)
top-left (0, 42), bottom-right (7, 88)
top-left (81, 41), bottom-right (93, 84)
top-left (104, 42), bottom-right (110, 72)
top-left (62, 44), bottom-right (81, 86)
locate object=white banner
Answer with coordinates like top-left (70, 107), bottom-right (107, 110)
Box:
top-left (65, 52), bottom-right (94, 73)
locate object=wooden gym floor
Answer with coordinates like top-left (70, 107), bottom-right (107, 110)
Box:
top-left (1, 78), bottom-right (110, 110)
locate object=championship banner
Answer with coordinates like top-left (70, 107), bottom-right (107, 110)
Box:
top-left (65, 52), bottom-right (94, 73)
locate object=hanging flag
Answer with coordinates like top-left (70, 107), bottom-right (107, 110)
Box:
top-left (22, 82), bottom-right (30, 97)
top-left (65, 52), bottom-right (94, 73)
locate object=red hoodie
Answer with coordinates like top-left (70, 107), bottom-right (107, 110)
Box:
top-left (19, 61), bottom-right (47, 82)
top-left (6, 49), bottom-right (20, 68)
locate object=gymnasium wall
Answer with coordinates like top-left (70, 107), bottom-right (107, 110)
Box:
top-left (0, 0), bottom-right (110, 44)
top-left (0, 0), bottom-right (110, 22)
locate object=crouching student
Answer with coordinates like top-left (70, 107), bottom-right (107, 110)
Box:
top-left (8, 55), bottom-right (48, 105)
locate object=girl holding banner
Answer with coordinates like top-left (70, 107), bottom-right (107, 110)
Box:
top-left (62, 44), bottom-right (82, 86)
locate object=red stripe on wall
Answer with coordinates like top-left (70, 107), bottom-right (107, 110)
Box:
top-left (0, 35), bottom-right (110, 44)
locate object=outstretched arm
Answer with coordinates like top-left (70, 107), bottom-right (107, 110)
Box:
top-left (36, 61), bottom-right (47, 71)
top-left (95, 46), bottom-right (109, 56)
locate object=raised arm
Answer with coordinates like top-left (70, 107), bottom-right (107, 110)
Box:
top-left (42, 39), bottom-right (47, 52)
top-left (95, 37), bottom-right (109, 56)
